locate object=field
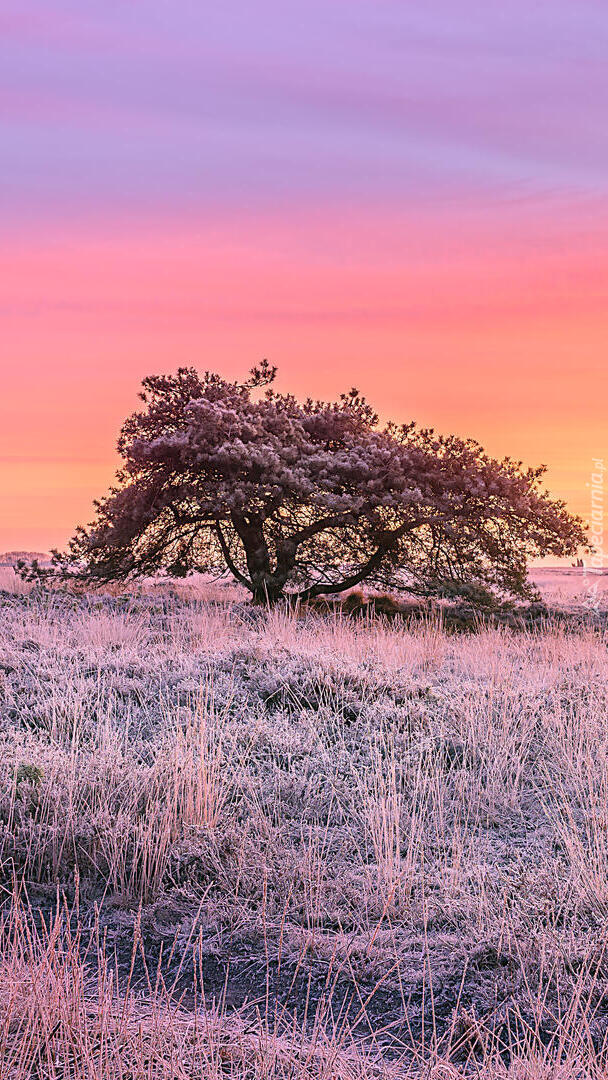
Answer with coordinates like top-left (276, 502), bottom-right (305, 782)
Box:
top-left (1, 571), bottom-right (608, 1077)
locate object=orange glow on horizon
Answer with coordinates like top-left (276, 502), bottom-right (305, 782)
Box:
top-left (2, 211), bottom-right (606, 552)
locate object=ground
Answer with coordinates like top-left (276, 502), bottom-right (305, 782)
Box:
top-left (1, 568), bottom-right (608, 1077)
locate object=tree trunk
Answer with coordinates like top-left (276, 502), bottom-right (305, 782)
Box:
top-left (250, 580), bottom-right (284, 605)
top-left (232, 514), bottom-right (287, 604)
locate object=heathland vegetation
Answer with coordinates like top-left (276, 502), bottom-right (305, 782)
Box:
top-left (1, 573), bottom-right (608, 1076)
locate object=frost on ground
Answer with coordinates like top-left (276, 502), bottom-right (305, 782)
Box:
top-left (1, 582), bottom-right (608, 1076)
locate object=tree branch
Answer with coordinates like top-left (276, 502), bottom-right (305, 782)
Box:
top-left (288, 513), bottom-right (357, 546)
top-left (215, 522), bottom-right (253, 592)
top-left (292, 523), bottom-right (412, 601)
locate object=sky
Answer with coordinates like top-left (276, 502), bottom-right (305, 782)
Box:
top-left (1, 1), bottom-right (607, 552)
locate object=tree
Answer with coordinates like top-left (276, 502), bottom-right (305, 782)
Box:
top-left (53, 363), bottom-right (585, 604)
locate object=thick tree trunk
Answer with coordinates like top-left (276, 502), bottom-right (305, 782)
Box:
top-left (250, 580), bottom-right (284, 605)
top-left (231, 513), bottom-right (290, 604)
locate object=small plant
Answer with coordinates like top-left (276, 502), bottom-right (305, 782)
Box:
top-left (15, 763), bottom-right (44, 790)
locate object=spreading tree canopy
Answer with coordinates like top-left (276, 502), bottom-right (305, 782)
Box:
top-left (56, 363), bottom-right (585, 603)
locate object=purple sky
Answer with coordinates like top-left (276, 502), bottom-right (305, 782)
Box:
top-left (2, 1), bottom-right (608, 221)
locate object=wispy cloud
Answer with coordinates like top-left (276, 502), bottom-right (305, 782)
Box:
top-left (2, 0), bottom-right (608, 221)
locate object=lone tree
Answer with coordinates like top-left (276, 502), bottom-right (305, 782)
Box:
top-left (54, 363), bottom-right (585, 604)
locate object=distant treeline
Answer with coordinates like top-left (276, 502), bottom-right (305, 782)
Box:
top-left (0, 552), bottom-right (50, 565)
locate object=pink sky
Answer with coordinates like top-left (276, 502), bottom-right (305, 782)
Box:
top-left (1, 2), bottom-right (607, 551)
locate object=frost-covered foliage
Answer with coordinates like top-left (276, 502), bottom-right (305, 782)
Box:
top-left (49, 364), bottom-right (585, 602)
top-left (2, 588), bottom-right (608, 1067)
